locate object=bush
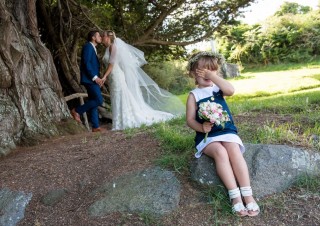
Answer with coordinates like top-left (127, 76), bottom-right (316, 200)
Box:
top-left (217, 8), bottom-right (320, 65)
top-left (143, 61), bottom-right (194, 94)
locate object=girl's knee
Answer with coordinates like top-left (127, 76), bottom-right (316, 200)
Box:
top-left (214, 149), bottom-right (230, 162)
top-left (228, 148), bottom-right (243, 160)
top-left (204, 144), bottom-right (228, 161)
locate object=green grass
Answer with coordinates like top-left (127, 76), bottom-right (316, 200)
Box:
top-left (152, 116), bottom-right (194, 173)
top-left (230, 88), bottom-right (320, 149)
top-left (228, 88), bottom-right (320, 114)
top-left (294, 174), bottom-right (320, 194)
top-left (156, 65), bottom-right (320, 173)
top-left (242, 57), bottom-right (320, 73)
top-left (127, 63), bottom-right (320, 224)
top-left (230, 68), bottom-right (320, 96)
top-left (139, 211), bottom-right (158, 225)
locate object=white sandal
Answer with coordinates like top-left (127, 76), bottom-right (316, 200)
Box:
top-left (240, 186), bottom-right (260, 217)
top-left (228, 188), bottom-right (247, 217)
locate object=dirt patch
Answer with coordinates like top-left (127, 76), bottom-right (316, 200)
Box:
top-left (0, 121), bottom-right (319, 225)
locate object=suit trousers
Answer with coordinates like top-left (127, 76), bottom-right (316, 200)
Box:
top-left (76, 83), bottom-right (103, 129)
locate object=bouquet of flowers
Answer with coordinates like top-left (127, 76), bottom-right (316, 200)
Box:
top-left (198, 99), bottom-right (230, 142)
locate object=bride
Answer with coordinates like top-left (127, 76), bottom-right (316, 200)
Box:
top-left (101, 30), bottom-right (185, 130)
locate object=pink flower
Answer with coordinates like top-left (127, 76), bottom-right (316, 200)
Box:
top-left (198, 99), bottom-right (231, 143)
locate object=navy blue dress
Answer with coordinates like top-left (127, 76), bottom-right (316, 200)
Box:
top-left (190, 85), bottom-right (244, 158)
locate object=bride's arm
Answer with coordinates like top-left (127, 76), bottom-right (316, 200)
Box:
top-left (102, 64), bottom-right (114, 80)
top-left (102, 44), bottom-right (117, 80)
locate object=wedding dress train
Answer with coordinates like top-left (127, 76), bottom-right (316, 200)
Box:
top-left (102, 38), bottom-right (184, 130)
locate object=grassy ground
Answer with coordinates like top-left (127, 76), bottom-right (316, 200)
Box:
top-left (122, 62), bottom-right (320, 223)
top-left (176, 66), bottom-right (320, 150)
top-left (227, 67), bottom-right (320, 148)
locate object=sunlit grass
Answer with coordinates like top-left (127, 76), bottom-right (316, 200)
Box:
top-left (141, 63), bottom-right (320, 224)
top-left (228, 87), bottom-right (320, 114)
top-left (178, 93), bottom-right (188, 105)
top-left (179, 69), bottom-right (320, 104)
top-left (152, 116), bottom-right (194, 172)
top-left (242, 57), bottom-right (320, 73)
top-left (230, 68), bottom-right (320, 95)
top-left (228, 87), bottom-right (320, 150)
top-left (146, 64), bottom-right (320, 172)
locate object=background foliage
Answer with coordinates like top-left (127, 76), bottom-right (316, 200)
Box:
top-left (216, 2), bottom-right (320, 67)
top-left (143, 61), bottom-right (194, 94)
top-left (36, 1), bottom-right (320, 95)
top-left (36, 0), bottom-right (256, 96)
top-left (130, 2), bottom-right (320, 94)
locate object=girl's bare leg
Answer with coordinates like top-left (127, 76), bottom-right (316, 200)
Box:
top-left (222, 142), bottom-right (259, 215)
top-left (203, 142), bottom-right (247, 216)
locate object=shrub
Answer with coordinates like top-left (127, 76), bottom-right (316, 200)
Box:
top-left (143, 61), bottom-right (194, 94)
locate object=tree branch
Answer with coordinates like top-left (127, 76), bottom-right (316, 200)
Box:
top-left (68, 0), bottom-right (102, 31)
top-left (37, 0), bottom-right (59, 47)
top-left (138, 0), bottom-right (186, 42)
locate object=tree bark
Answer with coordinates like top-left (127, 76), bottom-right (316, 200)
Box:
top-left (0, 0), bottom-right (70, 156)
top-left (36, 0), bottom-right (85, 95)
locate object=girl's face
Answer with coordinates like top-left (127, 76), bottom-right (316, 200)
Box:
top-left (193, 60), bottom-right (216, 87)
top-left (195, 73), bottom-right (214, 87)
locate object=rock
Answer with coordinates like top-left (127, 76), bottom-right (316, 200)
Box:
top-left (226, 63), bottom-right (240, 78)
top-left (0, 96), bottom-right (20, 156)
top-left (0, 188), bottom-right (32, 226)
top-left (41, 188), bottom-right (68, 206)
top-left (310, 134), bottom-right (320, 147)
top-left (88, 166), bottom-right (181, 217)
top-left (190, 144), bottom-right (320, 198)
top-left (219, 63), bottom-right (240, 78)
top-left (190, 155), bottom-right (222, 186)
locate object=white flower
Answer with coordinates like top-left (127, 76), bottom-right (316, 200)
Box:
top-left (187, 51), bottom-right (225, 71)
top-left (198, 100), bottom-right (230, 128)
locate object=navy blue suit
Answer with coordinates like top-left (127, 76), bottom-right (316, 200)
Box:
top-left (76, 42), bottom-right (103, 129)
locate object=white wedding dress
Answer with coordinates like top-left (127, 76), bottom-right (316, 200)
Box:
top-left (102, 38), bottom-right (184, 130)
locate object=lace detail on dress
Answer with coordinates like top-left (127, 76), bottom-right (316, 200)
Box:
top-left (102, 42), bottom-right (181, 130)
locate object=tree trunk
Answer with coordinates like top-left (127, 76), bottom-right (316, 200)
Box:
top-left (0, 0), bottom-right (72, 156)
top-left (36, 0), bottom-right (86, 95)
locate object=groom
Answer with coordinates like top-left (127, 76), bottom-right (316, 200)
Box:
top-left (71, 30), bottom-right (104, 132)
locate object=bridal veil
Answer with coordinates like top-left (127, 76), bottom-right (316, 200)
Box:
top-left (111, 38), bottom-right (185, 116)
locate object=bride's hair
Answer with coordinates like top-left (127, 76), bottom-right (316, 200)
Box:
top-left (103, 30), bottom-right (116, 43)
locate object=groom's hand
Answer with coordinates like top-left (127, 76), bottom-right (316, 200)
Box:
top-left (95, 77), bottom-right (104, 87)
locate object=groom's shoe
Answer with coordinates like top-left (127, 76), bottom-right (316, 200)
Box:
top-left (71, 108), bottom-right (81, 123)
top-left (92, 127), bottom-right (105, 132)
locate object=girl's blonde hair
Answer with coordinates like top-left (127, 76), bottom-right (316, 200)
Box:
top-left (103, 30), bottom-right (116, 43)
top-left (187, 51), bottom-right (225, 77)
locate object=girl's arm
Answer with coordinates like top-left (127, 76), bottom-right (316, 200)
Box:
top-left (197, 69), bottom-right (235, 96)
top-left (186, 93), bottom-right (212, 133)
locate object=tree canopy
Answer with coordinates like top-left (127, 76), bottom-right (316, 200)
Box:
top-left (79, 0), bottom-right (256, 46)
top-left (0, 0), bottom-right (257, 155)
top-left (274, 1), bottom-right (312, 16)
top-left (36, 0), bottom-right (256, 94)
top-left (216, 2), bottom-right (320, 66)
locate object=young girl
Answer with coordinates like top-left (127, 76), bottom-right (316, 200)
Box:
top-left (186, 51), bottom-right (260, 217)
